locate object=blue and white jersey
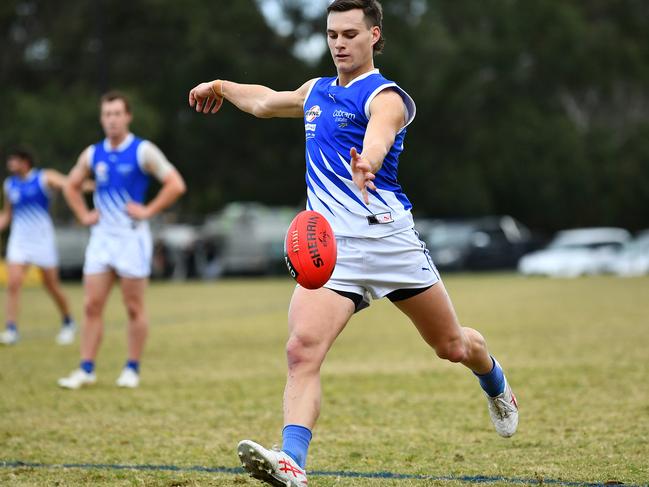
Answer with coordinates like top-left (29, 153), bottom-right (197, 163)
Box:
top-left (87, 133), bottom-right (151, 233)
top-left (303, 69), bottom-right (416, 238)
top-left (4, 169), bottom-right (55, 240)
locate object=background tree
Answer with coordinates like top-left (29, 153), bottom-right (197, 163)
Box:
top-left (1, 0), bottom-right (648, 232)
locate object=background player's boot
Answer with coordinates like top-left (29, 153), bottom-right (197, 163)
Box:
top-left (116, 367), bottom-right (140, 388)
top-left (56, 322), bottom-right (76, 345)
top-left (485, 379), bottom-right (519, 437)
top-left (0, 328), bottom-right (18, 345)
top-left (58, 369), bottom-right (96, 389)
top-left (237, 439), bottom-right (308, 487)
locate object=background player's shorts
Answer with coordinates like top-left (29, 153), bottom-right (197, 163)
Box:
top-left (7, 232), bottom-right (58, 268)
top-left (324, 228), bottom-right (440, 308)
top-left (83, 225), bottom-right (152, 279)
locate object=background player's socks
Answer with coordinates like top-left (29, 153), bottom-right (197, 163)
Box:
top-left (281, 424), bottom-right (312, 469)
top-left (126, 360), bottom-right (140, 373)
top-left (474, 356), bottom-right (506, 397)
top-left (80, 360), bottom-right (95, 374)
top-left (62, 316), bottom-right (74, 327)
top-left (6, 321), bottom-right (17, 332)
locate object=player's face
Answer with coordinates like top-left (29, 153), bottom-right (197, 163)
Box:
top-left (327, 9), bottom-right (380, 80)
top-left (7, 157), bottom-right (29, 175)
top-left (100, 99), bottom-right (132, 140)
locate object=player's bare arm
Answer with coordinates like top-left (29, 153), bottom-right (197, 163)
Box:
top-left (126, 142), bottom-right (186, 220)
top-left (188, 79), bottom-right (315, 119)
top-left (0, 193), bottom-right (12, 231)
top-left (64, 148), bottom-right (99, 226)
top-left (43, 169), bottom-right (67, 191)
top-left (351, 89), bottom-right (406, 204)
top-left (126, 169), bottom-right (186, 220)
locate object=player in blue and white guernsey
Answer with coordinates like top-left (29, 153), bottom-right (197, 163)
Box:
top-left (0, 149), bottom-right (77, 346)
top-left (58, 91), bottom-right (186, 390)
top-left (189, 1), bottom-right (518, 485)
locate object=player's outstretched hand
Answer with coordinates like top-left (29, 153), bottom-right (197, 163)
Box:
top-left (350, 147), bottom-right (376, 205)
top-left (188, 81), bottom-right (224, 114)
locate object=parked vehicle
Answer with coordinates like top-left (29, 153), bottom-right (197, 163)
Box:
top-left (151, 223), bottom-right (201, 280)
top-left (55, 225), bottom-right (90, 279)
top-left (418, 215), bottom-right (536, 271)
top-left (197, 202), bottom-right (297, 277)
top-left (518, 227), bottom-right (631, 277)
top-left (606, 230), bottom-right (649, 277)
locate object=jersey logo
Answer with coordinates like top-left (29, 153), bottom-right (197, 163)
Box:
top-left (367, 212), bottom-right (394, 225)
top-left (95, 161), bottom-right (109, 183)
top-left (333, 109), bottom-right (356, 128)
top-left (305, 105), bottom-right (322, 122)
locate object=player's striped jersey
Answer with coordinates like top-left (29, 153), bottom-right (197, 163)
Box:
top-left (303, 69), bottom-right (416, 238)
top-left (87, 133), bottom-right (151, 232)
top-left (4, 169), bottom-right (55, 239)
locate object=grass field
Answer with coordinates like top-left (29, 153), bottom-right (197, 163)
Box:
top-left (1, 274), bottom-right (648, 486)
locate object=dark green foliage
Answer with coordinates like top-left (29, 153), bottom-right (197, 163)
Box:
top-left (1, 0), bottom-right (648, 231)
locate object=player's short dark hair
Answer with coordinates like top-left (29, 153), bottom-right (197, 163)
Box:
top-left (7, 148), bottom-right (35, 168)
top-left (327, 0), bottom-right (384, 54)
top-left (100, 90), bottom-right (132, 113)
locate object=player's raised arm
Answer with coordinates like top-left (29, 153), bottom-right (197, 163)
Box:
top-left (188, 78), bottom-right (315, 119)
top-left (64, 148), bottom-right (98, 226)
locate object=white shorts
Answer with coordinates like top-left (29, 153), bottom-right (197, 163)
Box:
top-left (324, 228), bottom-right (440, 309)
top-left (83, 226), bottom-right (152, 279)
top-left (7, 233), bottom-right (58, 268)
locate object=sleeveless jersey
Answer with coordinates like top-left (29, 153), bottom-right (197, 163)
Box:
top-left (4, 169), bottom-right (54, 239)
top-left (303, 69), bottom-right (416, 238)
top-left (88, 133), bottom-right (151, 232)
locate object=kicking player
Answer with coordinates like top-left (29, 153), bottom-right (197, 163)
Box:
top-left (0, 149), bottom-right (77, 346)
top-left (58, 91), bottom-right (186, 389)
top-left (189, 1), bottom-right (518, 485)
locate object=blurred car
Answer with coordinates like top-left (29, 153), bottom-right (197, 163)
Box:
top-left (55, 225), bottom-right (90, 279)
top-left (151, 223), bottom-right (201, 280)
top-left (518, 227), bottom-right (631, 277)
top-left (197, 202), bottom-right (297, 277)
top-left (418, 215), bottom-right (536, 271)
top-left (606, 229), bottom-right (649, 277)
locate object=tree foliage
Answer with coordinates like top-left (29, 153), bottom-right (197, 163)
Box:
top-left (1, 0), bottom-right (648, 231)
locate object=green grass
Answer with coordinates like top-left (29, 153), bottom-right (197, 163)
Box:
top-left (1, 274), bottom-right (648, 486)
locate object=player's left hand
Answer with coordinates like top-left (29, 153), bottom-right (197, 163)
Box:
top-left (126, 202), bottom-right (152, 220)
top-left (188, 81), bottom-right (224, 114)
top-left (350, 147), bottom-right (376, 205)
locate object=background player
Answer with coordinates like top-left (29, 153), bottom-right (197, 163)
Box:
top-left (58, 91), bottom-right (186, 389)
top-left (0, 149), bottom-right (77, 346)
top-left (188, 1), bottom-right (518, 485)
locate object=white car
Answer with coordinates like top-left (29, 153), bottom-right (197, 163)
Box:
top-left (607, 230), bottom-right (649, 277)
top-left (518, 227), bottom-right (631, 277)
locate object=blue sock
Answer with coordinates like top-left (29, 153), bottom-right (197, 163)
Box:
top-left (474, 356), bottom-right (506, 397)
top-left (282, 424), bottom-right (312, 469)
top-left (80, 360), bottom-right (94, 374)
top-left (62, 316), bottom-right (73, 326)
top-left (6, 322), bottom-right (17, 332)
top-left (126, 360), bottom-right (140, 373)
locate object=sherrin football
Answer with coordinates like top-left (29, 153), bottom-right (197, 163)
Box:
top-left (284, 210), bottom-right (337, 289)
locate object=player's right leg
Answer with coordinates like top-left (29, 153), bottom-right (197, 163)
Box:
top-left (238, 286), bottom-right (355, 486)
top-left (58, 271), bottom-right (115, 389)
top-left (394, 281), bottom-right (518, 437)
top-left (1, 263), bottom-right (27, 345)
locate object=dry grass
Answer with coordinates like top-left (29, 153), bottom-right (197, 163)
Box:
top-left (1, 274), bottom-right (648, 486)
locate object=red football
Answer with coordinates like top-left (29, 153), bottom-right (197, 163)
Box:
top-left (284, 210), bottom-right (337, 289)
